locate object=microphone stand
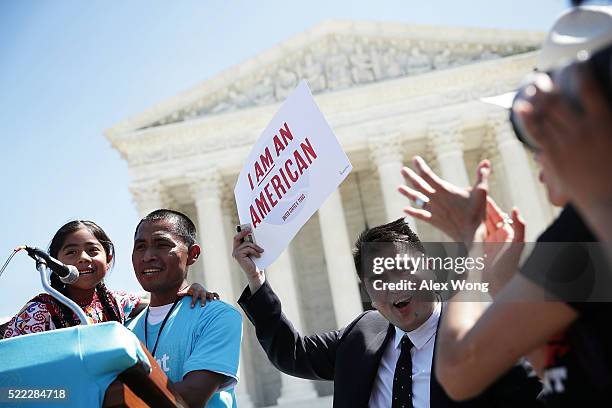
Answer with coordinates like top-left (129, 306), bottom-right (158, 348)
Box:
top-left (35, 257), bottom-right (89, 326)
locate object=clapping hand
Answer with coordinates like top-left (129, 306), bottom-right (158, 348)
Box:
top-left (482, 199), bottom-right (526, 297)
top-left (399, 156), bottom-right (490, 246)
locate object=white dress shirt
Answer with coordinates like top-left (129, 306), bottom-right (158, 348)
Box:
top-left (368, 301), bottom-right (441, 408)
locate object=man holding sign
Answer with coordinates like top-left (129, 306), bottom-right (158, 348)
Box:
top-left (232, 82), bottom-right (539, 407)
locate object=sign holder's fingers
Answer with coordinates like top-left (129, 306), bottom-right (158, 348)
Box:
top-left (238, 242), bottom-right (264, 253)
top-left (241, 247), bottom-right (263, 258)
top-left (233, 228), bottom-right (252, 248)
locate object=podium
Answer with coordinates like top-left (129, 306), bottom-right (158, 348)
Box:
top-left (0, 322), bottom-right (187, 408)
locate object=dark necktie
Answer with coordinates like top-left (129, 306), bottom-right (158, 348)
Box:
top-left (392, 335), bottom-right (414, 408)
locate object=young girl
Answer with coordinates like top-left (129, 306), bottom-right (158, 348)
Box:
top-left (3, 220), bottom-right (214, 338)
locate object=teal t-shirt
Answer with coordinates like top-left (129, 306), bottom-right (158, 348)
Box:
top-left (127, 297), bottom-right (242, 407)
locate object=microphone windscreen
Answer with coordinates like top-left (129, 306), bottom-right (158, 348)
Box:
top-left (60, 265), bottom-right (80, 284)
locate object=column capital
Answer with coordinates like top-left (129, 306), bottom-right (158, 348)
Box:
top-left (481, 120), bottom-right (502, 161)
top-left (427, 117), bottom-right (463, 157)
top-left (221, 181), bottom-right (238, 217)
top-left (129, 180), bottom-right (165, 216)
top-left (426, 116), bottom-right (470, 188)
top-left (487, 108), bottom-right (509, 125)
top-left (368, 132), bottom-right (404, 166)
top-left (487, 109), bottom-right (515, 145)
top-left (188, 168), bottom-right (223, 200)
top-left (423, 139), bottom-right (439, 169)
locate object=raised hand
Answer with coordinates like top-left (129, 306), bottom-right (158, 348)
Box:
top-left (482, 201), bottom-right (527, 297)
top-left (399, 156), bottom-right (490, 246)
top-left (231, 227), bottom-right (265, 293)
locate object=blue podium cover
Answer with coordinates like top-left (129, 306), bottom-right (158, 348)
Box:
top-left (0, 322), bottom-right (150, 407)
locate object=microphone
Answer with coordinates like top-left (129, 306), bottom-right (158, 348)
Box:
top-left (24, 246), bottom-right (80, 284)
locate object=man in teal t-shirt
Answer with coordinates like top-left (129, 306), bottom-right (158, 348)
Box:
top-left (129, 209), bottom-right (242, 408)
top-left (128, 296), bottom-right (242, 406)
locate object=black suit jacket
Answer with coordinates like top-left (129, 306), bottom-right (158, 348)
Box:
top-left (238, 281), bottom-right (540, 408)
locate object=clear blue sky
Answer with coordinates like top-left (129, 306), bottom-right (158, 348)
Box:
top-left (0, 0), bottom-right (569, 319)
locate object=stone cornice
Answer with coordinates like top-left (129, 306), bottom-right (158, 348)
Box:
top-left (108, 52), bottom-right (536, 170)
top-left (105, 20), bottom-right (544, 137)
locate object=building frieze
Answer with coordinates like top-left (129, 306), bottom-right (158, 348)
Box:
top-left (105, 21), bottom-right (544, 137)
top-left (143, 38), bottom-right (536, 128)
top-left (109, 53), bottom-right (534, 168)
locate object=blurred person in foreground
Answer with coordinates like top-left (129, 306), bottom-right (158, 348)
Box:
top-left (515, 16), bottom-right (612, 265)
top-left (398, 5), bottom-right (612, 406)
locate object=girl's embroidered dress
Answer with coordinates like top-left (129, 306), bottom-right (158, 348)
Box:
top-left (3, 291), bottom-right (141, 338)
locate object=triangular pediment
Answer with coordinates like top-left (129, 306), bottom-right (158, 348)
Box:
top-left (107, 20), bottom-right (543, 135)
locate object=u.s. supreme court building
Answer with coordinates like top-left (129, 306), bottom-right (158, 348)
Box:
top-left (106, 21), bottom-right (555, 408)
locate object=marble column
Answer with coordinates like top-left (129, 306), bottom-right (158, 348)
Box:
top-left (488, 110), bottom-right (548, 240)
top-left (190, 169), bottom-right (254, 407)
top-left (265, 249), bottom-right (318, 404)
top-left (190, 170), bottom-right (234, 295)
top-left (427, 118), bottom-right (470, 188)
top-left (130, 180), bottom-right (165, 217)
top-left (224, 188), bottom-right (255, 408)
top-left (317, 190), bottom-right (363, 327)
top-left (369, 133), bottom-right (418, 231)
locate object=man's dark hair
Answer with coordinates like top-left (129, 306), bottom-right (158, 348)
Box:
top-left (352, 217), bottom-right (425, 279)
top-left (135, 209), bottom-right (197, 247)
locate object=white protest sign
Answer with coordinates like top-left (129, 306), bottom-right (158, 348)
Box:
top-left (234, 80), bottom-right (352, 269)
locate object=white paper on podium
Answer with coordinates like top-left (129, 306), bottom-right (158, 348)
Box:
top-left (234, 80), bottom-right (352, 269)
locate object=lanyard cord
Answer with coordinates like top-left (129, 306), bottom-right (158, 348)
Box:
top-left (144, 297), bottom-right (181, 357)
